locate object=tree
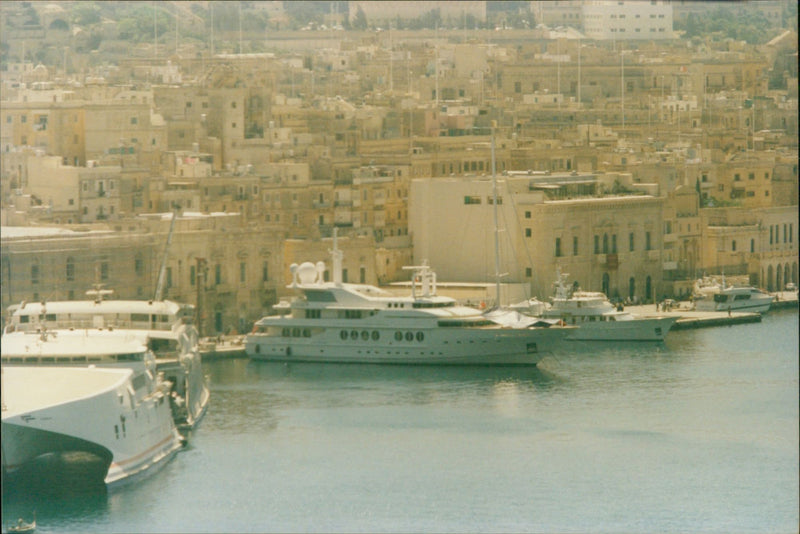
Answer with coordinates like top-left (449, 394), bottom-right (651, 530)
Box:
top-left (72, 2), bottom-right (101, 26)
top-left (352, 6), bottom-right (367, 30)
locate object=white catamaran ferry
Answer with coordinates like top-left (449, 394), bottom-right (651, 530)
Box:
top-left (3, 292), bottom-right (209, 433)
top-left (1, 332), bottom-right (185, 487)
top-left (246, 236), bottom-right (573, 365)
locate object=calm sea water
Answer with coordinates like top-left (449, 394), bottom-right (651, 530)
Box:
top-left (4, 310), bottom-right (798, 533)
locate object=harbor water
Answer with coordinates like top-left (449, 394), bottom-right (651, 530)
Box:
top-left (3, 310), bottom-right (798, 533)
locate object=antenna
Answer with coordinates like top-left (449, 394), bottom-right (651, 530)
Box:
top-left (154, 208), bottom-right (179, 301)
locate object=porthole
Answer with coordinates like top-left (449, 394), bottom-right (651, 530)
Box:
top-left (282, 328), bottom-right (290, 337)
top-left (394, 331), bottom-right (403, 341)
top-left (292, 328), bottom-right (300, 337)
top-left (303, 329), bottom-right (311, 338)
top-left (340, 330), bottom-right (348, 340)
top-left (361, 330), bottom-right (369, 341)
top-left (405, 331), bottom-right (414, 342)
top-left (416, 331), bottom-right (424, 342)
top-left (371, 330), bottom-right (380, 341)
top-left (350, 330), bottom-right (358, 340)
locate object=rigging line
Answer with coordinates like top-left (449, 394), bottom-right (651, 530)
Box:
top-left (501, 177), bottom-right (539, 300)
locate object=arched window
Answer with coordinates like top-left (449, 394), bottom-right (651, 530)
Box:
top-left (602, 273), bottom-right (610, 296)
top-left (629, 277), bottom-right (636, 300)
top-left (602, 234), bottom-right (609, 254)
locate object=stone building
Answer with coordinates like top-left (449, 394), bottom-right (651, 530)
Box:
top-left (409, 172), bottom-right (667, 303)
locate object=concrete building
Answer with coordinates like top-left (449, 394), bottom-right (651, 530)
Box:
top-left (582, 1), bottom-right (673, 41)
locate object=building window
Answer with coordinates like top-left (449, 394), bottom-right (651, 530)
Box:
top-left (524, 210), bottom-right (531, 219)
top-left (612, 234), bottom-right (617, 254)
top-left (770, 226), bottom-right (773, 244)
top-left (262, 262), bottom-right (269, 282)
top-left (464, 196), bottom-right (481, 205)
top-left (215, 264), bottom-right (221, 285)
top-left (645, 231), bottom-right (652, 251)
top-left (66, 257), bottom-right (75, 281)
top-left (100, 261), bottom-right (109, 281)
top-left (731, 240), bottom-right (737, 252)
top-left (573, 236), bottom-right (579, 256)
top-left (31, 263), bottom-right (39, 285)
top-left (240, 262), bottom-right (247, 284)
top-left (166, 267), bottom-right (173, 288)
top-left (750, 239), bottom-right (755, 253)
top-left (594, 235), bottom-right (600, 254)
top-left (555, 237), bottom-right (562, 257)
top-left (190, 265), bottom-right (196, 286)
top-left (602, 234), bottom-right (609, 254)
top-left (130, 117), bottom-right (137, 125)
top-left (525, 267), bottom-right (532, 277)
top-left (525, 228), bottom-right (532, 238)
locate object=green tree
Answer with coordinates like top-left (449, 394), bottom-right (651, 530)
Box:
top-left (72, 2), bottom-right (101, 26)
top-left (352, 6), bottom-right (367, 30)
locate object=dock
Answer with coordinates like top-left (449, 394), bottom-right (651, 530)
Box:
top-left (625, 290), bottom-right (796, 331)
top-left (199, 336), bottom-right (248, 360)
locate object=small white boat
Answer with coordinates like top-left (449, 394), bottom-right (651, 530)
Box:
top-left (692, 276), bottom-right (773, 313)
top-left (1, 333), bottom-right (184, 488)
top-left (513, 269), bottom-right (678, 342)
top-left (245, 235), bottom-right (574, 365)
top-left (7, 513), bottom-right (36, 533)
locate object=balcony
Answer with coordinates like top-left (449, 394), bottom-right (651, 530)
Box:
top-left (647, 250), bottom-right (661, 261)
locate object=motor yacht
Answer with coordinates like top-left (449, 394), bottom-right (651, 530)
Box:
top-left (246, 237), bottom-right (573, 365)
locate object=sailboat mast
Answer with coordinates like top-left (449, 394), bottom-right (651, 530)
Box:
top-left (491, 122), bottom-right (501, 307)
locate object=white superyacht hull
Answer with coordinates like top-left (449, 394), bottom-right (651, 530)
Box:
top-left (1, 366), bottom-right (184, 488)
top-left (556, 316), bottom-right (679, 342)
top-left (246, 321), bottom-right (570, 365)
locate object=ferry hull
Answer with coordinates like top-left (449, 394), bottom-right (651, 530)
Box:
top-left (246, 325), bottom-right (570, 365)
top-left (1, 366), bottom-right (184, 488)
